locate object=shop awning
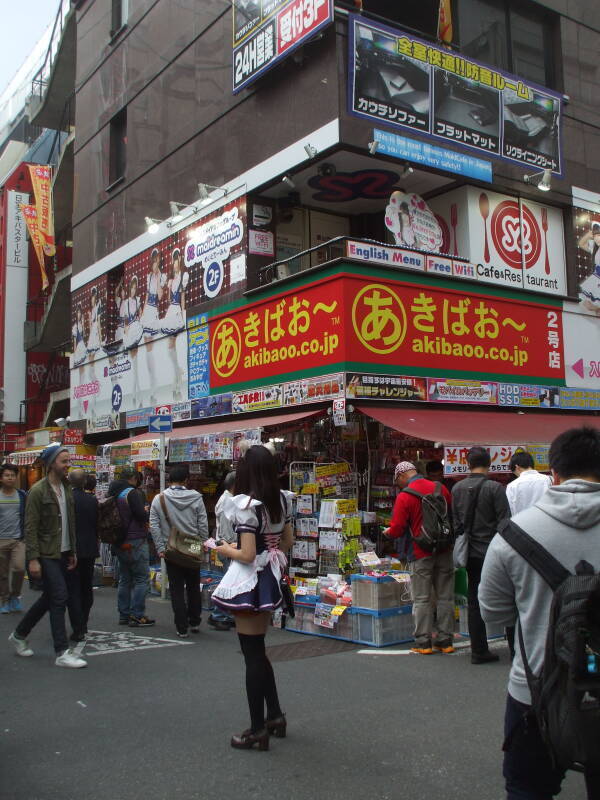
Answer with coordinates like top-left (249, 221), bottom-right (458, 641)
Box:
top-left (9, 449), bottom-right (43, 466)
top-left (356, 405), bottom-right (599, 445)
top-left (108, 409), bottom-right (323, 446)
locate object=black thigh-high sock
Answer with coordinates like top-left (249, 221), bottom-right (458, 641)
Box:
top-left (238, 633), bottom-right (283, 731)
top-left (238, 633), bottom-right (268, 733)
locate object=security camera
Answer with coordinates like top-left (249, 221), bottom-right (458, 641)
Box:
top-left (54, 417), bottom-right (70, 427)
top-left (318, 163), bottom-right (336, 178)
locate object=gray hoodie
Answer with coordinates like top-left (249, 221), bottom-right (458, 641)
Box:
top-left (479, 479), bottom-right (600, 704)
top-left (149, 486), bottom-right (209, 555)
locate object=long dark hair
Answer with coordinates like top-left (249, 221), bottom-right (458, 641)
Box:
top-left (235, 446), bottom-right (282, 523)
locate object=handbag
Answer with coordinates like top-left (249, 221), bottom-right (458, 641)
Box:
top-left (280, 573), bottom-right (295, 618)
top-left (160, 494), bottom-right (204, 569)
top-left (453, 479), bottom-right (486, 568)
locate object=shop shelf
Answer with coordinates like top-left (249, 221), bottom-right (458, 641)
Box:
top-left (350, 573), bottom-right (410, 610)
top-left (351, 605), bottom-right (414, 647)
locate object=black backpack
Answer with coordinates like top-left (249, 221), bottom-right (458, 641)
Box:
top-left (97, 489), bottom-right (130, 546)
top-left (499, 519), bottom-right (600, 773)
top-left (403, 483), bottom-right (453, 554)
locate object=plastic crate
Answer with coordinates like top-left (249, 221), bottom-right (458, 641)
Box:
top-left (457, 601), bottom-right (505, 639)
top-left (352, 605), bottom-right (414, 647)
top-left (350, 574), bottom-right (409, 610)
top-left (287, 601), bottom-right (353, 641)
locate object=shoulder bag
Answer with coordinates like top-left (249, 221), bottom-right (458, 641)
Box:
top-left (160, 494), bottom-right (204, 569)
top-left (453, 479), bottom-right (486, 568)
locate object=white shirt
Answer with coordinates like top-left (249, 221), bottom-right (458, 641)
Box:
top-left (52, 482), bottom-right (70, 552)
top-left (506, 469), bottom-right (552, 516)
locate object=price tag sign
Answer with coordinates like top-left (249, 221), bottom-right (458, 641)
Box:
top-left (331, 605), bottom-right (347, 617)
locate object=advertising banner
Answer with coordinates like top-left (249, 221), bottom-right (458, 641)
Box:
top-left (233, 0), bottom-right (334, 93)
top-left (208, 272), bottom-right (565, 392)
top-left (187, 313), bottom-right (210, 399)
top-left (20, 203), bottom-right (48, 289)
top-left (6, 191), bottom-right (29, 268)
top-left (427, 378), bottom-right (497, 404)
top-left (559, 388), bottom-right (600, 410)
top-left (284, 373), bottom-right (343, 405)
top-left (349, 14), bottom-right (563, 174)
top-left (131, 439), bottom-right (161, 462)
top-left (346, 374), bottom-right (426, 401)
top-left (191, 393), bottom-right (233, 419)
top-left (232, 384), bottom-right (283, 413)
top-left (28, 165), bottom-right (55, 257)
top-left (498, 382), bottom-right (560, 408)
top-left (444, 444), bottom-right (530, 475)
top-left (125, 408), bottom-right (154, 429)
top-left (428, 187), bottom-right (567, 296)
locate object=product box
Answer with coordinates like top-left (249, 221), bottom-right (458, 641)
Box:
top-left (350, 573), bottom-right (410, 610)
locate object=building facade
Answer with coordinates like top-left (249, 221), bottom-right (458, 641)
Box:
top-left (65, 0), bottom-right (599, 440)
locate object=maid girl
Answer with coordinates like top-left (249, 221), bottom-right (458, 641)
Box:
top-left (161, 248), bottom-right (189, 399)
top-left (578, 223), bottom-right (600, 316)
top-left (141, 248), bottom-right (166, 404)
top-left (211, 446), bottom-right (294, 751)
top-left (123, 276), bottom-right (145, 406)
top-left (72, 305), bottom-right (88, 420)
top-left (86, 286), bottom-right (103, 357)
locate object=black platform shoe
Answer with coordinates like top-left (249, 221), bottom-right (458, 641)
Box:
top-left (265, 715), bottom-right (287, 738)
top-left (230, 728), bottom-right (269, 750)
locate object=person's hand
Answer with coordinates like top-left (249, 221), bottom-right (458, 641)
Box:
top-left (29, 558), bottom-right (41, 579)
top-left (382, 527), bottom-right (391, 537)
top-left (215, 543), bottom-right (231, 556)
top-left (67, 554), bottom-right (77, 570)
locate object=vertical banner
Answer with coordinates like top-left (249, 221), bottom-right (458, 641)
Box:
top-left (28, 165), bottom-right (56, 257)
top-left (19, 203), bottom-right (49, 289)
top-left (6, 191), bottom-right (29, 268)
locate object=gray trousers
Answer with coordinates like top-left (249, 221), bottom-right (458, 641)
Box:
top-left (410, 549), bottom-right (455, 646)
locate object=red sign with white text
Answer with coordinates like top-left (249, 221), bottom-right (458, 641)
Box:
top-left (209, 274), bottom-right (564, 390)
top-left (278, 0), bottom-right (331, 53)
top-left (63, 429), bottom-right (84, 445)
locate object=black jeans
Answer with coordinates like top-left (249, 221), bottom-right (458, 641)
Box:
top-left (16, 555), bottom-right (83, 654)
top-left (503, 693), bottom-right (600, 799)
top-left (467, 556), bottom-right (491, 655)
top-left (165, 560), bottom-right (201, 633)
top-left (75, 557), bottom-right (96, 634)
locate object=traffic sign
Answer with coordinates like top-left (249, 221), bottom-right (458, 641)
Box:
top-left (148, 414), bottom-right (172, 433)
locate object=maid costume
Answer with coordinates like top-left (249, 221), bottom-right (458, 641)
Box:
top-left (161, 272), bottom-right (189, 335)
top-left (123, 296), bottom-right (144, 350)
top-left (72, 321), bottom-right (87, 367)
top-left (212, 491), bottom-right (294, 613)
top-left (580, 264), bottom-right (600, 313)
top-left (141, 271), bottom-right (166, 336)
top-left (86, 302), bottom-right (103, 355)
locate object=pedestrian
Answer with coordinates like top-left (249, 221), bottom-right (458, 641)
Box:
top-left (208, 471), bottom-right (236, 631)
top-left (384, 461), bottom-right (454, 655)
top-left (451, 446), bottom-right (510, 664)
top-left (425, 459), bottom-right (455, 493)
top-left (149, 463), bottom-right (208, 637)
top-left (84, 473), bottom-right (97, 494)
top-left (8, 444), bottom-right (87, 668)
top-left (211, 446), bottom-right (294, 750)
top-left (506, 451), bottom-right (552, 516)
top-left (0, 463), bottom-right (27, 614)
top-left (108, 465), bottom-right (154, 627)
top-left (68, 469), bottom-right (99, 643)
top-left (479, 426), bottom-right (600, 799)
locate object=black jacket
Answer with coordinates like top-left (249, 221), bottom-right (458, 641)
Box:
top-left (72, 487), bottom-right (99, 559)
top-left (451, 474), bottom-right (511, 559)
top-left (108, 480), bottom-right (148, 526)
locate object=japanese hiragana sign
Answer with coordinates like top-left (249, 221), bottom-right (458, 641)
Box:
top-left (208, 271), bottom-right (565, 391)
top-left (427, 378), bottom-right (497, 404)
top-left (233, 0), bottom-right (334, 92)
top-left (349, 15), bottom-right (563, 174)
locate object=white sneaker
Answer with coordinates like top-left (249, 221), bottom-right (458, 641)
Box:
top-left (8, 631), bottom-right (34, 657)
top-left (55, 649), bottom-right (87, 668)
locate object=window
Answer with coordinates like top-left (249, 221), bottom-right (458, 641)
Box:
top-left (360, 0), bottom-right (441, 39)
top-left (109, 109), bottom-right (127, 186)
top-left (458, 0), bottom-right (556, 88)
top-left (111, 0), bottom-right (128, 37)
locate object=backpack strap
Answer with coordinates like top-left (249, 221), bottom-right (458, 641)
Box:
top-left (159, 493), bottom-right (172, 527)
top-left (498, 519), bottom-right (571, 592)
top-left (402, 487), bottom-right (423, 500)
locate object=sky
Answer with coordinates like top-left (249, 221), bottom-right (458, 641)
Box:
top-left (0, 0), bottom-right (61, 97)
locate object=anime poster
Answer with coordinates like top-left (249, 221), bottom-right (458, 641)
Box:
top-left (70, 199), bottom-right (246, 424)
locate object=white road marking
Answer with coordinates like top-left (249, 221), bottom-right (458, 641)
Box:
top-left (357, 649), bottom-right (412, 655)
top-left (83, 630), bottom-right (193, 657)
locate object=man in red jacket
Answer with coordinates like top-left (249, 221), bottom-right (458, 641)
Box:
top-left (384, 461), bottom-right (454, 654)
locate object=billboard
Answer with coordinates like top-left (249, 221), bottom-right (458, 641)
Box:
top-left (208, 270), bottom-right (565, 392)
top-left (233, 0), bottom-right (334, 92)
top-left (349, 15), bottom-right (563, 174)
